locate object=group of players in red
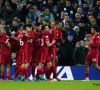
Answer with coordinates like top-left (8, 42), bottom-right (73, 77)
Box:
top-left (0, 20), bottom-right (100, 81)
top-left (0, 21), bottom-right (62, 81)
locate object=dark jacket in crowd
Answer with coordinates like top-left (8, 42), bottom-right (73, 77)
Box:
top-left (73, 47), bottom-right (89, 65)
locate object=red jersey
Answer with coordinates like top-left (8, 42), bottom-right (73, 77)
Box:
top-left (0, 33), bottom-right (11, 54)
top-left (49, 28), bottom-right (56, 48)
top-left (39, 35), bottom-right (49, 53)
top-left (55, 30), bottom-right (62, 39)
top-left (28, 30), bottom-right (34, 52)
top-left (89, 33), bottom-right (100, 52)
top-left (17, 32), bottom-right (28, 53)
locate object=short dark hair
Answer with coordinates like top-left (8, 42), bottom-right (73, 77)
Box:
top-left (34, 22), bottom-right (40, 26)
top-left (4, 26), bottom-right (10, 32)
top-left (18, 23), bottom-right (23, 29)
top-left (91, 25), bottom-right (100, 32)
top-left (55, 21), bottom-right (61, 25)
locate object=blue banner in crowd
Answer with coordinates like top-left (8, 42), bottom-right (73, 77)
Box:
top-left (4, 66), bottom-right (100, 80)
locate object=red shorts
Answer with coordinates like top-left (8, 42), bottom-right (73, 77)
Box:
top-left (0, 53), bottom-right (11, 64)
top-left (32, 50), bottom-right (40, 63)
top-left (18, 52), bottom-right (28, 65)
top-left (38, 51), bottom-right (51, 64)
top-left (85, 51), bottom-right (98, 64)
top-left (28, 51), bottom-right (32, 63)
top-left (49, 47), bottom-right (57, 60)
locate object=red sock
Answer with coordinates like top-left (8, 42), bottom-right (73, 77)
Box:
top-left (52, 64), bottom-right (57, 79)
top-left (15, 66), bottom-right (19, 73)
top-left (6, 73), bottom-right (10, 79)
top-left (42, 66), bottom-right (50, 75)
top-left (32, 63), bottom-right (36, 77)
top-left (14, 66), bottom-right (23, 78)
top-left (36, 67), bottom-right (41, 79)
top-left (27, 64), bottom-right (30, 75)
top-left (24, 68), bottom-right (28, 79)
top-left (1, 73), bottom-right (4, 80)
top-left (85, 72), bottom-right (89, 78)
top-left (46, 69), bottom-right (50, 79)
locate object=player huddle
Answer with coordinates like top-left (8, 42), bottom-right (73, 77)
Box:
top-left (0, 21), bottom-right (62, 81)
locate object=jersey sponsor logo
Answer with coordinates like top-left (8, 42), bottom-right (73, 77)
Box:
top-left (92, 58), bottom-right (96, 62)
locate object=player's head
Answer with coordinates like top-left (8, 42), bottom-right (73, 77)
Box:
top-left (91, 25), bottom-right (100, 34)
top-left (3, 26), bottom-right (11, 36)
top-left (55, 21), bottom-right (62, 30)
top-left (34, 22), bottom-right (41, 30)
top-left (42, 24), bottom-right (50, 31)
top-left (18, 23), bottom-right (24, 31)
top-left (25, 24), bottom-right (31, 32)
top-left (28, 24), bottom-right (33, 30)
top-left (3, 26), bottom-right (10, 33)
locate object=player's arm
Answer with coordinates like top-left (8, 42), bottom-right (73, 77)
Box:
top-left (0, 40), bottom-right (11, 49)
top-left (46, 39), bottom-right (55, 47)
top-left (11, 35), bottom-right (19, 41)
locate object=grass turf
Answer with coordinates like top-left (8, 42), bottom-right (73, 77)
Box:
top-left (0, 80), bottom-right (100, 90)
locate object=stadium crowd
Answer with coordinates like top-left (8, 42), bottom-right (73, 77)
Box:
top-left (0, 0), bottom-right (100, 81)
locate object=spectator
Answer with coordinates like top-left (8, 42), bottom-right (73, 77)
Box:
top-left (72, 12), bottom-right (83, 26)
top-left (3, 5), bottom-right (15, 25)
top-left (62, 0), bottom-right (74, 18)
top-left (10, 0), bottom-right (17, 11)
top-left (73, 26), bottom-right (81, 45)
top-left (62, 21), bottom-right (73, 33)
top-left (26, 16), bottom-right (32, 24)
top-left (93, 0), bottom-right (100, 17)
top-left (14, 4), bottom-right (26, 23)
top-left (79, 20), bottom-right (89, 40)
top-left (0, 19), bottom-right (6, 28)
top-left (11, 52), bottom-right (16, 66)
top-left (77, 7), bottom-right (89, 23)
top-left (73, 3), bottom-right (79, 19)
top-left (2, 0), bottom-right (10, 14)
top-left (57, 0), bottom-right (66, 12)
top-left (40, 7), bottom-right (54, 21)
top-left (62, 14), bottom-right (70, 26)
top-left (96, 13), bottom-right (100, 28)
top-left (87, 9), bottom-right (93, 18)
top-left (38, 14), bottom-right (44, 24)
top-left (9, 20), bottom-right (18, 32)
top-left (75, 41), bottom-right (81, 47)
top-left (84, 33), bottom-right (91, 49)
top-left (52, 5), bottom-right (60, 21)
top-left (28, 6), bottom-right (37, 23)
top-left (82, 2), bottom-right (89, 16)
top-left (33, 0), bottom-right (44, 10)
top-left (59, 11), bottom-right (66, 21)
top-left (47, 0), bottom-right (57, 12)
top-left (73, 40), bottom-right (89, 65)
top-left (33, 5), bottom-right (41, 17)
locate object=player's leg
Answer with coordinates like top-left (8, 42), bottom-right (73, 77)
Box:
top-left (36, 52), bottom-right (44, 80)
top-left (50, 47), bottom-right (58, 80)
top-left (83, 53), bottom-right (92, 81)
top-left (5, 54), bottom-right (11, 81)
top-left (40, 55), bottom-right (52, 80)
top-left (1, 64), bottom-right (4, 81)
top-left (6, 64), bottom-right (10, 81)
top-left (92, 53), bottom-right (100, 71)
top-left (32, 51), bottom-right (37, 80)
top-left (0, 54), bottom-right (5, 81)
top-left (0, 53), bottom-right (1, 79)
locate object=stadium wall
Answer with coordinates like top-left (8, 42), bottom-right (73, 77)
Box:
top-left (5, 66), bottom-right (100, 80)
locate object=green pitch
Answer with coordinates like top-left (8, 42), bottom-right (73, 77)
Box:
top-left (0, 80), bottom-right (100, 90)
